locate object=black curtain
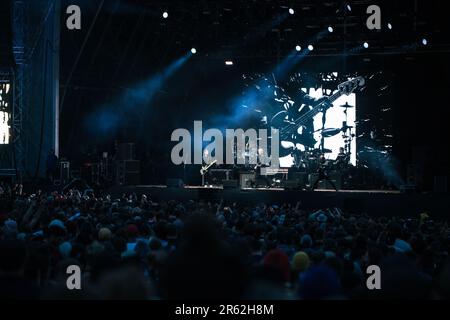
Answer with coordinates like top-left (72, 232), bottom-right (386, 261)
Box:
top-left (0, 0), bottom-right (14, 69)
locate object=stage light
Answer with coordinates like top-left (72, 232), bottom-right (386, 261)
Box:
top-left (387, 23), bottom-right (392, 30)
top-left (162, 12), bottom-right (169, 19)
top-left (308, 44), bottom-right (314, 51)
top-left (422, 38), bottom-right (428, 46)
top-left (295, 45), bottom-right (302, 52)
top-left (363, 42), bottom-right (369, 49)
top-left (328, 26), bottom-right (334, 33)
top-left (346, 4), bottom-right (352, 11)
top-left (225, 60), bottom-right (234, 66)
top-left (289, 8), bottom-right (295, 15)
top-left (191, 48), bottom-right (197, 54)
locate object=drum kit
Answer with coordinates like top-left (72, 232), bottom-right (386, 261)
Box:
top-left (292, 102), bottom-right (356, 173)
top-left (292, 148), bottom-right (332, 172)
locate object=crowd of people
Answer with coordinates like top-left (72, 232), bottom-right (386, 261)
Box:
top-left (1, 181), bottom-right (449, 300)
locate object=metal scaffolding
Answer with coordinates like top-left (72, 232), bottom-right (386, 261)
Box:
top-left (5, 0), bottom-right (60, 181)
top-left (12, 0), bottom-right (26, 180)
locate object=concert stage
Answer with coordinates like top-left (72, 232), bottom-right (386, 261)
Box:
top-left (109, 185), bottom-right (449, 219)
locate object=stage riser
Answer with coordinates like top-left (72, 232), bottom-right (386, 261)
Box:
top-left (109, 186), bottom-right (449, 219)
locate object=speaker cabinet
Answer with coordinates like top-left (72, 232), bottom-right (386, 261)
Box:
top-left (166, 178), bottom-right (184, 188)
top-left (283, 180), bottom-right (303, 190)
top-left (116, 160), bottom-right (140, 185)
top-left (239, 173), bottom-right (255, 189)
top-left (59, 161), bottom-right (70, 182)
top-left (222, 180), bottom-right (238, 189)
top-left (116, 143), bottom-right (135, 160)
top-left (434, 176), bottom-right (448, 193)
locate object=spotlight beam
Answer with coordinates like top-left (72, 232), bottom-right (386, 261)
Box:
top-left (86, 53), bottom-right (192, 135)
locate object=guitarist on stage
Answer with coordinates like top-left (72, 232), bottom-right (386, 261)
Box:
top-left (201, 149), bottom-right (216, 186)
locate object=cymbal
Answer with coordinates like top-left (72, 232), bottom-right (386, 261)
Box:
top-left (321, 128), bottom-right (342, 137)
top-left (312, 148), bottom-right (332, 154)
top-left (339, 102), bottom-right (354, 108)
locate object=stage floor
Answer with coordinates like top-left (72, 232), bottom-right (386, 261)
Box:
top-left (185, 186), bottom-right (400, 194)
top-left (109, 185), bottom-right (448, 219)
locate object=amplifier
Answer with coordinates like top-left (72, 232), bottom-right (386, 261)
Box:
top-left (166, 178), bottom-right (184, 188)
top-left (283, 180), bottom-right (303, 190)
top-left (122, 172), bottom-right (140, 186)
top-left (407, 164), bottom-right (424, 188)
top-left (400, 184), bottom-right (418, 194)
top-left (121, 160), bottom-right (140, 172)
top-left (222, 180), bottom-right (238, 189)
top-left (330, 172), bottom-right (342, 190)
top-left (290, 172), bottom-right (308, 186)
top-left (116, 143), bottom-right (135, 160)
top-left (239, 172), bottom-right (255, 188)
top-left (59, 161), bottom-right (70, 182)
top-left (116, 160), bottom-right (140, 185)
top-left (434, 176), bottom-right (448, 193)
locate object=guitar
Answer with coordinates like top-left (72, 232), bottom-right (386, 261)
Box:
top-left (200, 160), bottom-right (218, 175)
top-left (254, 162), bottom-right (264, 171)
top-left (270, 77), bottom-right (365, 156)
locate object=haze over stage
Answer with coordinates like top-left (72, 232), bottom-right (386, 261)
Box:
top-left (1, 0), bottom-right (450, 304)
